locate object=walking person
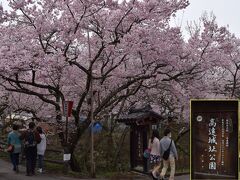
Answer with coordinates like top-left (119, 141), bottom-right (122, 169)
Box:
top-left (36, 126), bottom-right (46, 173)
top-left (20, 122), bottom-right (41, 176)
top-left (149, 130), bottom-right (161, 180)
top-left (7, 124), bottom-right (22, 173)
top-left (159, 128), bottom-right (178, 180)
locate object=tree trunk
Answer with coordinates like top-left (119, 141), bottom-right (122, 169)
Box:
top-left (66, 119), bottom-right (91, 171)
top-left (69, 152), bottom-right (81, 171)
top-left (113, 127), bottom-right (129, 167)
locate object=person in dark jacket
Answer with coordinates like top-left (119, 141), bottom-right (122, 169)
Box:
top-left (20, 122), bottom-right (41, 176)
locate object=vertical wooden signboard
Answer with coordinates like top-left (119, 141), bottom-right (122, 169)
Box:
top-left (191, 100), bottom-right (238, 179)
top-left (130, 125), bottom-right (148, 172)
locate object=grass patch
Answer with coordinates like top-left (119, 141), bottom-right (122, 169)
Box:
top-left (44, 162), bottom-right (64, 173)
top-left (0, 151), bottom-right (10, 161)
top-left (44, 161), bottom-right (90, 178)
top-left (97, 171), bottom-right (119, 178)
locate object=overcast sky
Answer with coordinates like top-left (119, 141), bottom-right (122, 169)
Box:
top-left (171, 0), bottom-right (240, 38)
top-left (1, 0), bottom-right (239, 38)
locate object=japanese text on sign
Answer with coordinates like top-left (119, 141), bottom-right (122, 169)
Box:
top-left (208, 118), bottom-right (217, 170)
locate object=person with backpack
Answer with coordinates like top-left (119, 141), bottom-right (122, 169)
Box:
top-left (7, 124), bottom-right (22, 173)
top-left (159, 128), bottom-right (178, 180)
top-left (36, 126), bottom-right (46, 173)
top-left (20, 122), bottom-right (41, 176)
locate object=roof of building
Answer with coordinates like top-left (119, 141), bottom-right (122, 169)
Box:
top-left (117, 105), bottom-right (163, 125)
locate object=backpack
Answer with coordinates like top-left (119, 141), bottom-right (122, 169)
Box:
top-left (162, 140), bottom-right (172, 160)
top-left (25, 131), bottom-right (36, 147)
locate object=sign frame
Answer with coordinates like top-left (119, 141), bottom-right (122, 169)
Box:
top-left (190, 99), bottom-right (239, 180)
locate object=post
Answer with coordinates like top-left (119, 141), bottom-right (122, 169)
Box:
top-left (62, 101), bottom-right (73, 174)
top-left (88, 28), bottom-right (96, 178)
top-left (90, 77), bottom-right (95, 178)
top-left (63, 101), bottom-right (69, 145)
top-left (63, 102), bottom-right (69, 174)
top-left (65, 114), bottom-right (69, 144)
top-left (63, 146), bottom-right (70, 174)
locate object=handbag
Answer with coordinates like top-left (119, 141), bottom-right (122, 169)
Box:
top-left (143, 148), bottom-right (151, 159)
top-left (7, 144), bottom-right (14, 153)
top-left (162, 140), bottom-right (172, 160)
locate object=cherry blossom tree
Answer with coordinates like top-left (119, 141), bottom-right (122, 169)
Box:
top-left (0, 0), bottom-right (196, 171)
top-left (123, 15), bottom-right (240, 147)
top-left (185, 14), bottom-right (240, 99)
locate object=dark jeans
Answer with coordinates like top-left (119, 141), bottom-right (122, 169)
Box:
top-left (25, 146), bottom-right (37, 175)
top-left (38, 154), bottom-right (44, 169)
top-left (10, 153), bottom-right (19, 171)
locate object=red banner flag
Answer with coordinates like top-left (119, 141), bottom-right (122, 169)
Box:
top-left (63, 101), bottom-right (74, 117)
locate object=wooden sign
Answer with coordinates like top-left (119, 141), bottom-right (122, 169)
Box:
top-left (190, 100), bottom-right (238, 179)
